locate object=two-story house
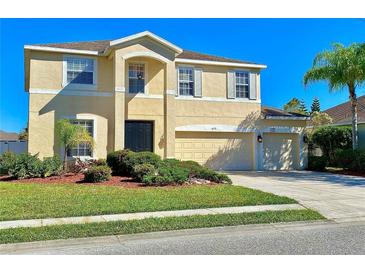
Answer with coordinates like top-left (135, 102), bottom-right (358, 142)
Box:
top-left (24, 31), bottom-right (308, 170)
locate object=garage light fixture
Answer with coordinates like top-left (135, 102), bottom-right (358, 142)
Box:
top-left (257, 134), bottom-right (263, 143)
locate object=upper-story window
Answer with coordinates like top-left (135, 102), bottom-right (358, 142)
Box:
top-left (235, 71), bottom-right (249, 98)
top-left (178, 67), bottom-right (194, 96)
top-left (67, 119), bottom-right (93, 157)
top-left (128, 63), bottom-right (145, 93)
top-left (65, 57), bottom-right (95, 85)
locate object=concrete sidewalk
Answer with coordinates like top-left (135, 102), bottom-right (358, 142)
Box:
top-left (0, 204), bottom-right (304, 230)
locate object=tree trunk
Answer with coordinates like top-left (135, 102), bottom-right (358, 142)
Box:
top-left (348, 84), bottom-right (358, 150)
top-left (63, 147), bottom-right (68, 171)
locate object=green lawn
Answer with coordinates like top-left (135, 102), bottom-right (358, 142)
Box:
top-left (0, 209), bottom-right (324, 244)
top-left (0, 183), bottom-right (296, 221)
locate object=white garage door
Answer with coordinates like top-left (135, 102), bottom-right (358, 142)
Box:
top-left (175, 132), bottom-right (253, 170)
top-left (263, 133), bottom-right (299, 170)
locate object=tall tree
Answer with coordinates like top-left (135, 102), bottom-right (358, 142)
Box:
top-left (55, 119), bottom-right (94, 170)
top-left (284, 98), bottom-right (308, 115)
top-left (298, 99), bottom-right (309, 115)
top-left (311, 97), bottom-right (321, 113)
top-left (283, 98), bottom-right (300, 112)
top-left (304, 43), bottom-right (365, 149)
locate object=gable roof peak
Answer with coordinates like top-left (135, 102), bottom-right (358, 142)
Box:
top-left (109, 31), bottom-right (183, 53)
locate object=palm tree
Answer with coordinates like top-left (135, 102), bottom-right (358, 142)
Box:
top-left (55, 119), bottom-right (94, 170)
top-left (304, 43), bottom-right (365, 149)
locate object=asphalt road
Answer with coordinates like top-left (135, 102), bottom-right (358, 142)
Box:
top-left (1, 221), bottom-right (364, 255)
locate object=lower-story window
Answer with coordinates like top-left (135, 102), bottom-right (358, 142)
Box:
top-left (67, 119), bottom-right (94, 157)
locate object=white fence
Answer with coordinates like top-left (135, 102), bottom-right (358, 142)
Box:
top-left (0, 140), bottom-right (28, 155)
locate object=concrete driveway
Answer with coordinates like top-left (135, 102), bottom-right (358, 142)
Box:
top-left (228, 171), bottom-right (365, 222)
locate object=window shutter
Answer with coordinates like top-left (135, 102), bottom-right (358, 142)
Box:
top-left (176, 68), bottom-right (179, 96)
top-left (194, 68), bottom-right (202, 97)
top-left (249, 72), bottom-right (257, 100)
top-left (227, 71), bottom-right (235, 99)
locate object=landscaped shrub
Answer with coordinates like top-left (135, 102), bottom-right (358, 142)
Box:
top-left (190, 166), bottom-right (232, 184)
top-left (106, 149), bottom-right (132, 175)
top-left (0, 152), bottom-right (16, 175)
top-left (131, 163), bottom-right (156, 181)
top-left (83, 165), bottom-right (112, 182)
top-left (307, 156), bottom-right (328, 171)
top-left (41, 155), bottom-right (63, 177)
top-left (91, 159), bottom-right (107, 166)
top-left (335, 149), bottom-right (365, 171)
top-left (311, 126), bottom-right (352, 164)
top-left (8, 153), bottom-right (43, 179)
top-left (123, 151), bottom-right (161, 175)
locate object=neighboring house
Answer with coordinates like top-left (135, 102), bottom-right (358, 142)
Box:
top-left (24, 31), bottom-right (309, 170)
top-left (0, 130), bottom-right (27, 155)
top-left (324, 95), bottom-right (365, 148)
top-left (0, 130), bottom-right (19, 140)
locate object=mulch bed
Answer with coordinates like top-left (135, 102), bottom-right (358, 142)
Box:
top-left (327, 169), bottom-right (365, 178)
top-left (0, 173), bottom-right (144, 188)
top-left (0, 173), bottom-right (217, 188)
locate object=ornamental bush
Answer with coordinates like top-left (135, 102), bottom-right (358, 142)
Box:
top-left (0, 152), bottom-right (16, 175)
top-left (311, 126), bottom-right (352, 164)
top-left (8, 153), bottom-right (43, 179)
top-left (123, 151), bottom-right (161, 175)
top-left (83, 165), bottom-right (112, 182)
top-left (131, 163), bottom-right (156, 182)
top-left (41, 155), bottom-right (63, 177)
top-left (307, 156), bottom-right (328, 171)
top-left (106, 149), bottom-right (133, 175)
top-left (335, 149), bottom-right (365, 171)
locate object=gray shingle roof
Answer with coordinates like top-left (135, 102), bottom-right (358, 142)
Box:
top-left (31, 40), bottom-right (262, 65)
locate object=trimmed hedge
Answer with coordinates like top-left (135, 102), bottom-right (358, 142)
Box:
top-left (311, 126), bottom-right (352, 164)
top-left (307, 156), bottom-right (328, 171)
top-left (131, 163), bottom-right (156, 182)
top-left (106, 149), bottom-right (131, 175)
top-left (106, 150), bottom-right (231, 185)
top-left (335, 149), bottom-right (365, 171)
top-left (83, 165), bottom-right (112, 182)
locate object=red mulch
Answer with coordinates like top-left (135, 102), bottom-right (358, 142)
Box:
top-left (328, 169), bottom-right (365, 178)
top-left (0, 173), bottom-right (217, 188)
top-left (0, 173), bottom-right (144, 188)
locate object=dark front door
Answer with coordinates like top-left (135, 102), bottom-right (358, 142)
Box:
top-left (125, 121), bottom-right (154, 152)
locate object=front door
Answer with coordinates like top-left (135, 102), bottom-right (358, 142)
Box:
top-left (125, 121), bottom-right (154, 152)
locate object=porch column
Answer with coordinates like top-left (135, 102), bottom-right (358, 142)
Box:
top-left (164, 61), bottom-right (176, 158)
top-left (114, 51), bottom-right (125, 151)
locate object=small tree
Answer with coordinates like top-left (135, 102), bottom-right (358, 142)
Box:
top-left (311, 111), bottom-right (333, 128)
top-left (311, 97), bottom-right (321, 113)
top-left (55, 119), bottom-right (94, 170)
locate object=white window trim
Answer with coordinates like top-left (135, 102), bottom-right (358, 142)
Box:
top-left (126, 61), bottom-right (149, 95)
top-left (62, 55), bottom-right (98, 90)
top-left (234, 70), bottom-right (250, 99)
top-left (177, 66), bottom-right (195, 97)
top-left (59, 114), bottom-right (97, 160)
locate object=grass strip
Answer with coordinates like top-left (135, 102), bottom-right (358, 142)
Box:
top-left (0, 209), bottom-right (324, 244)
top-left (0, 183), bottom-right (296, 221)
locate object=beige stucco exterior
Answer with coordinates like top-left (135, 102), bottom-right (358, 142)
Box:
top-left (24, 32), bottom-right (308, 170)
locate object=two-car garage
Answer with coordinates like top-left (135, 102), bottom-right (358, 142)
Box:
top-left (175, 131), bottom-right (301, 171)
top-left (175, 132), bottom-right (254, 171)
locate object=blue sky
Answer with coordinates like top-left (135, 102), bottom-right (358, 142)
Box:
top-left (0, 18), bottom-right (364, 133)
